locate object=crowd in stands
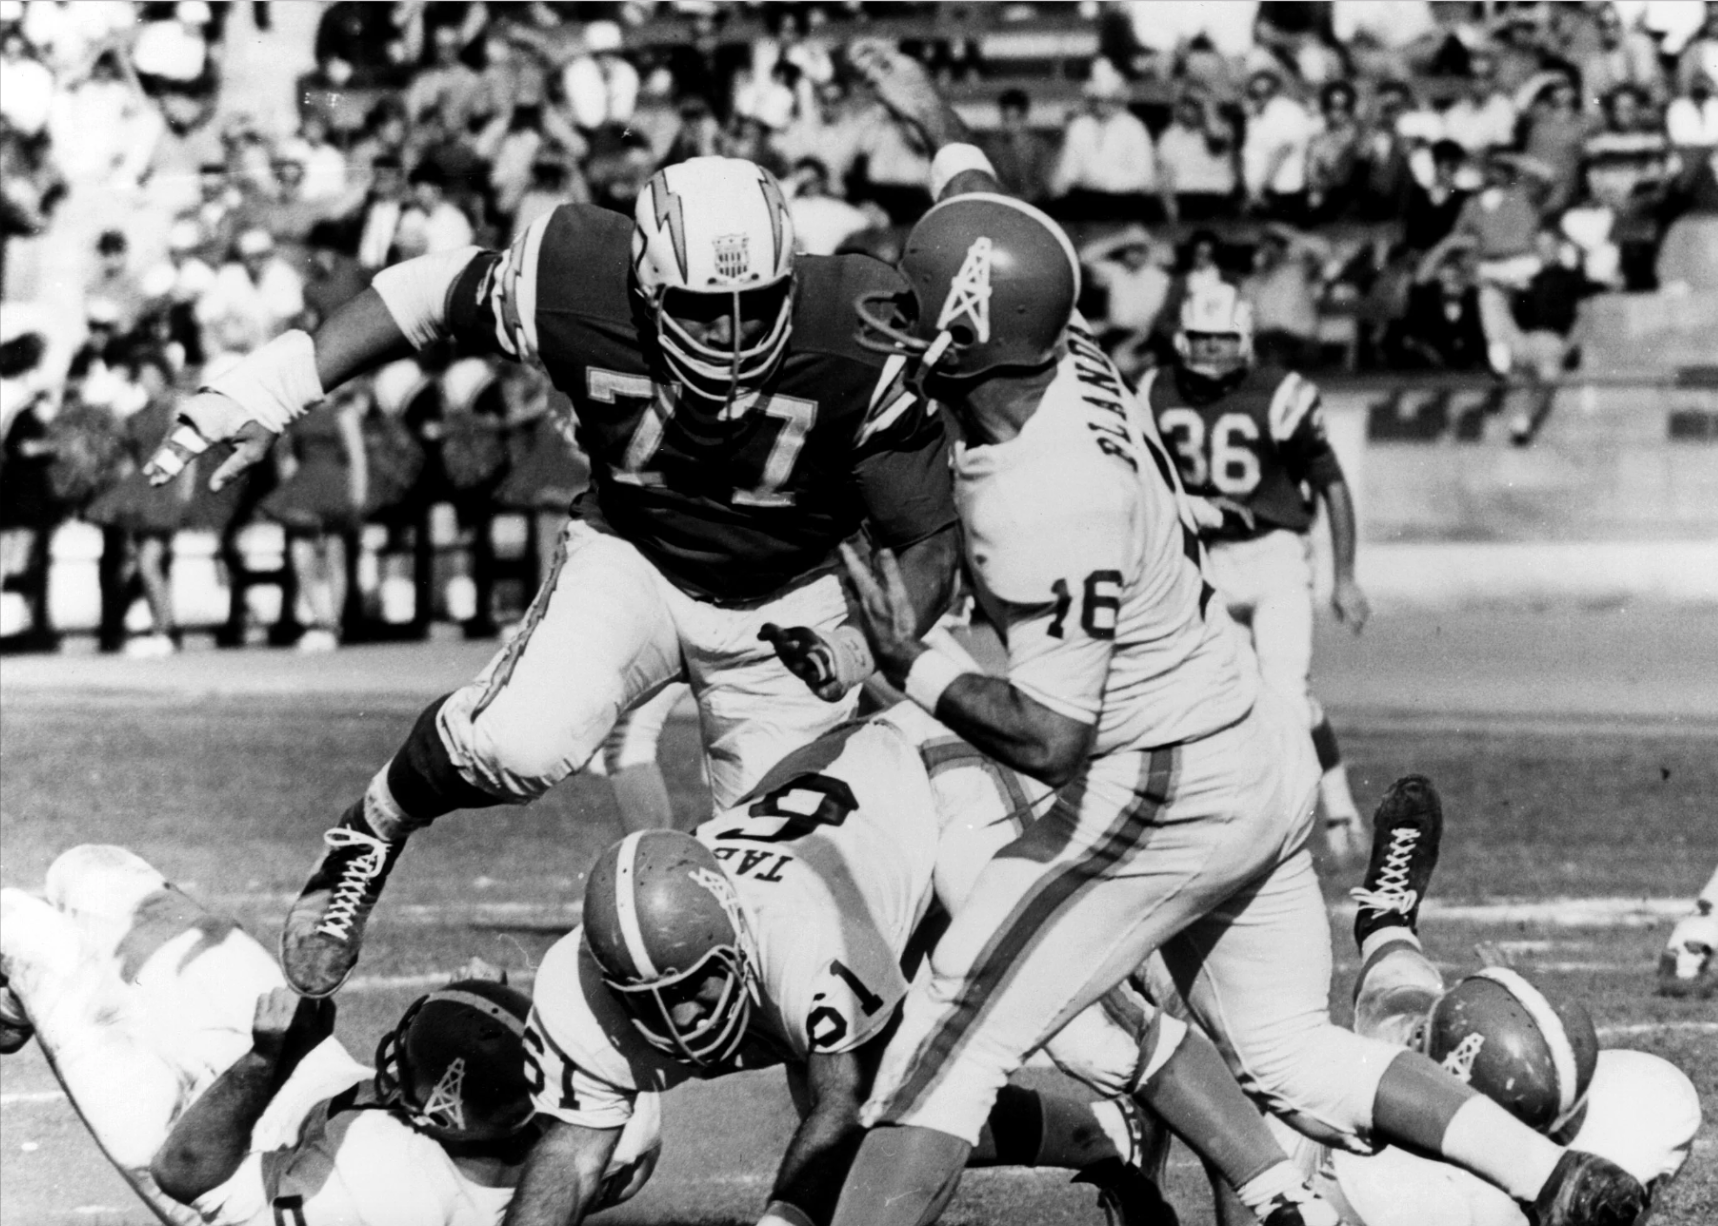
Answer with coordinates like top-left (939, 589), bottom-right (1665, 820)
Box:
top-left (4, 0), bottom-right (1718, 654)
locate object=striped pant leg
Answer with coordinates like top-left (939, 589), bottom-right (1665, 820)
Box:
top-left (862, 737), bottom-right (1283, 1144)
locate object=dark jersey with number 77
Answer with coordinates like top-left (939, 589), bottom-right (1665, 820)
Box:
top-left (444, 204), bottom-right (955, 604)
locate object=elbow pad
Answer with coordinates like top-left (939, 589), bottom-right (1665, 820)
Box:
top-left (371, 246), bottom-right (483, 349)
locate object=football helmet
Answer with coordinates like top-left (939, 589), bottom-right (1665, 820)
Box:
top-left (632, 156), bottom-right (796, 403)
top-left (1421, 968), bottom-right (1599, 1136)
top-left (374, 978), bottom-right (535, 1143)
top-left (856, 192), bottom-right (1080, 381)
top-left (1173, 281), bottom-right (1255, 381)
top-left (583, 830), bottom-right (760, 1068)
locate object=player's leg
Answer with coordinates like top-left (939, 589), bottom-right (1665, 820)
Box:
top-left (1349, 776), bottom-right (1447, 1045)
top-left (583, 681), bottom-right (688, 833)
top-left (1657, 860), bottom-right (1718, 998)
top-left (679, 572), bottom-right (860, 808)
top-left (283, 521), bottom-right (685, 996)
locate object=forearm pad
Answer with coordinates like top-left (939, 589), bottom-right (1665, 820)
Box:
top-left (201, 331), bottom-right (324, 433)
top-left (371, 245), bottom-right (483, 350)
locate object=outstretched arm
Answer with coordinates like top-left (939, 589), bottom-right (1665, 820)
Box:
top-left (848, 40), bottom-right (1001, 201)
top-left (501, 1118), bottom-right (622, 1226)
top-left (764, 1049), bottom-right (873, 1226)
top-left (1319, 478), bottom-right (1369, 633)
top-left (152, 988), bottom-right (335, 1205)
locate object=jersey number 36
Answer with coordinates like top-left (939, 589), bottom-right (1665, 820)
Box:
top-left (1157, 409), bottom-right (1261, 497)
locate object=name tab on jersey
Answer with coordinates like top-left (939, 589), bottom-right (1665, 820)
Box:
top-left (1066, 326), bottom-right (1138, 473)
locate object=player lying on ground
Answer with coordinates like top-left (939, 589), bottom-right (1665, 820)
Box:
top-left (143, 154), bottom-right (960, 1001)
top-left (1657, 860), bottom-right (1717, 998)
top-left (1146, 280), bottom-right (1370, 862)
top-left (0, 845), bottom-right (658, 1226)
top-left (812, 41), bottom-right (1651, 1226)
top-left (1141, 775), bottom-right (1702, 1225)
top-left (507, 702), bottom-right (1348, 1226)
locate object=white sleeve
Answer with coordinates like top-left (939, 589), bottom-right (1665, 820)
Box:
top-left (370, 246), bottom-right (484, 350)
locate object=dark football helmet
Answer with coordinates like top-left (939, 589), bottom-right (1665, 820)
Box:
top-left (1421, 968), bottom-right (1599, 1136)
top-left (374, 978), bottom-right (536, 1143)
top-left (856, 192), bottom-right (1080, 382)
top-left (582, 830), bottom-right (760, 1068)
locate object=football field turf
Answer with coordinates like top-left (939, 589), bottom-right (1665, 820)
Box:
top-left (2, 618), bottom-right (1714, 1224)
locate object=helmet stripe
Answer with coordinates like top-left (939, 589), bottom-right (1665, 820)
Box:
top-left (1474, 967), bottom-right (1579, 1124)
top-left (432, 989), bottom-right (527, 1037)
top-left (613, 832), bottom-right (659, 979)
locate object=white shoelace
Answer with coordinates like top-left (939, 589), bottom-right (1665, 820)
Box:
top-left (1349, 825), bottom-right (1420, 916)
top-left (315, 827), bottom-right (392, 939)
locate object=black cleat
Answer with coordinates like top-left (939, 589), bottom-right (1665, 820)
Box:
top-left (1073, 1159), bottom-right (1181, 1226)
top-left (280, 805), bottom-right (404, 998)
top-left (1530, 1150), bottom-right (1649, 1226)
top-left (1258, 1187), bottom-right (1342, 1226)
top-left (1350, 775), bottom-right (1443, 952)
top-left (0, 972), bottom-right (32, 1055)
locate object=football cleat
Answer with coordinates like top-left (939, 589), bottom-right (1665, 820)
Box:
top-left (0, 973), bottom-right (33, 1055)
top-left (1072, 1158), bottom-right (1180, 1226)
top-left (281, 807), bottom-right (404, 998)
top-left (1350, 775), bottom-right (1443, 951)
top-left (1655, 903), bottom-right (1716, 999)
top-left (1257, 1186), bottom-right (1342, 1226)
top-left (1529, 1150), bottom-right (1648, 1226)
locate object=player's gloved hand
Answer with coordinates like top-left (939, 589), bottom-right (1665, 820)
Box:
top-left (837, 542), bottom-right (924, 686)
top-left (759, 623), bottom-right (875, 703)
top-left (848, 38), bottom-right (944, 135)
top-left (143, 389), bottom-right (279, 492)
top-left (452, 956), bottom-right (508, 984)
top-left (1331, 575), bottom-right (1371, 634)
top-left (250, 985), bottom-right (336, 1069)
top-left (1657, 903), bottom-right (1717, 998)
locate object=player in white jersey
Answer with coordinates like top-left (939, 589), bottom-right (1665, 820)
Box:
top-left (1153, 776), bottom-right (1701, 1226)
top-left (817, 43), bottom-right (1651, 1226)
top-left (504, 701), bottom-right (1349, 1226)
top-left (0, 845), bottom-right (657, 1226)
top-left (1657, 860), bottom-right (1717, 998)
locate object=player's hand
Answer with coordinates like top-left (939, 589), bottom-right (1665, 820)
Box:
top-left (759, 623), bottom-right (847, 703)
top-left (1332, 576), bottom-right (1370, 634)
top-left (452, 957), bottom-right (508, 984)
top-left (143, 390), bottom-right (279, 491)
top-left (848, 38), bottom-right (943, 133)
top-left (250, 986), bottom-right (336, 1067)
top-left (838, 542), bottom-right (923, 685)
top-left (1657, 905), bottom-right (1717, 999)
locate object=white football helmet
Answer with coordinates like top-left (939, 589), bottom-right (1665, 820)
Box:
top-left (632, 157), bottom-right (796, 403)
top-left (1174, 281), bottom-right (1254, 380)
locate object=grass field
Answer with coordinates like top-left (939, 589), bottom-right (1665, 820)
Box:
top-left (1, 687), bottom-right (1714, 1225)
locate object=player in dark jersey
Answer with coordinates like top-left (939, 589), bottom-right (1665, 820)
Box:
top-left (143, 157), bottom-right (959, 1000)
top-left (1143, 282), bottom-right (1372, 862)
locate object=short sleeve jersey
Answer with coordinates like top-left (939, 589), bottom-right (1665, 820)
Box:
top-left (953, 322), bottom-right (1256, 754)
top-left (193, 1040), bottom-right (511, 1226)
top-left (1143, 364), bottom-right (1344, 541)
top-left (443, 204), bottom-right (955, 603)
top-left (524, 716), bottom-right (954, 1132)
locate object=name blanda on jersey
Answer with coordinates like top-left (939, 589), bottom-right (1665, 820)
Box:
top-left (1065, 324), bottom-right (1138, 473)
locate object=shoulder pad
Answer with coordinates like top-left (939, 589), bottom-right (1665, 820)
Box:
top-left (789, 253), bottom-right (908, 364)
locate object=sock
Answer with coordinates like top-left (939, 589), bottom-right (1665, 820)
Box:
top-left (1372, 1050), bottom-right (1562, 1202)
top-left (1310, 716), bottom-right (1343, 774)
top-left (1358, 926), bottom-right (1422, 966)
top-left (1233, 1162), bottom-right (1309, 1217)
top-left (609, 763), bottom-right (675, 833)
top-left (827, 1125), bottom-right (971, 1226)
top-left (1135, 1025), bottom-right (1281, 1193)
top-left (373, 695), bottom-right (507, 837)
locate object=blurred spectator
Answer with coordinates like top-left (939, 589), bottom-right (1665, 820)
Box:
top-left (260, 382), bottom-right (369, 652)
top-left (139, 219), bottom-right (216, 366)
top-left (1579, 2), bottom-right (1665, 108)
top-left (85, 229), bottom-right (147, 337)
top-left (1584, 84), bottom-right (1672, 286)
top-left (1157, 89), bottom-right (1240, 221)
top-left (1256, 1), bottom-right (1346, 87)
top-left (582, 127), bottom-right (655, 215)
top-left (1332, 1), bottom-right (1436, 80)
top-left (777, 77), bottom-right (865, 190)
top-left (623, 67), bottom-right (681, 165)
top-left (722, 113), bottom-right (788, 181)
top-left (482, 103), bottom-right (545, 224)
top-left (313, 0), bottom-right (413, 90)
top-left (977, 88), bottom-right (1057, 208)
top-left (286, 112), bottom-right (350, 202)
top-left (1511, 225), bottom-right (1601, 379)
top-left (0, 26), bottom-right (55, 139)
top-left (1401, 139), bottom-right (1472, 253)
top-left (561, 20), bottom-right (638, 133)
top-left (1666, 46), bottom-right (1718, 145)
top-left (130, 1), bottom-right (215, 99)
top-left (397, 164), bottom-right (475, 260)
top-left (1431, 152), bottom-right (1552, 375)
top-left (187, 159), bottom-right (242, 265)
top-left (83, 347), bottom-right (187, 657)
top-left (18, 0), bottom-right (133, 76)
top-left (474, 26), bottom-right (547, 121)
top-left (1520, 72), bottom-right (1590, 214)
top-left (1241, 65), bottom-right (1314, 222)
top-left (1125, 0), bottom-right (1258, 64)
top-left (784, 157), bottom-right (877, 256)
top-left (406, 22), bottom-right (484, 130)
top-left (1673, 7), bottom-right (1718, 94)
top-left (243, 148), bottom-right (337, 269)
top-left (1390, 248), bottom-right (1488, 369)
top-left (1357, 79), bottom-right (1420, 218)
top-left (349, 97), bottom-right (411, 183)
top-left (300, 220), bottom-right (368, 328)
top-left (409, 105), bottom-right (489, 223)
top-left (660, 93), bottom-right (724, 167)
top-left (48, 49), bottom-right (163, 191)
top-left (0, 330), bottom-right (62, 633)
top-left (511, 160), bottom-right (585, 244)
top-left (197, 227), bottom-right (305, 358)
top-left (1051, 64), bottom-right (1164, 223)
top-left (1443, 50), bottom-right (1519, 156)
top-left (1306, 79), bottom-right (1366, 222)
top-left (1240, 224), bottom-right (1328, 369)
top-left (1079, 225), bottom-right (1171, 378)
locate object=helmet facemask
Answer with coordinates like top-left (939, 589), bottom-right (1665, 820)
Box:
top-left (651, 280), bottom-right (796, 410)
top-left (603, 941), bottom-right (759, 1068)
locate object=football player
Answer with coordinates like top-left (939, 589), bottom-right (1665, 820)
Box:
top-left (1657, 861), bottom-right (1717, 998)
top-left (142, 155), bottom-right (960, 999)
top-left (822, 44), bottom-right (1649, 1226)
top-left (510, 699), bottom-right (1375, 1226)
top-left (1147, 280), bottom-right (1370, 863)
top-left (0, 844), bottom-right (659, 1225)
top-left (1160, 775), bottom-right (1702, 1225)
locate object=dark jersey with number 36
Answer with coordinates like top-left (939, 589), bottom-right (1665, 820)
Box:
top-left (1141, 365), bottom-right (1345, 541)
top-left (443, 204), bottom-right (954, 603)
